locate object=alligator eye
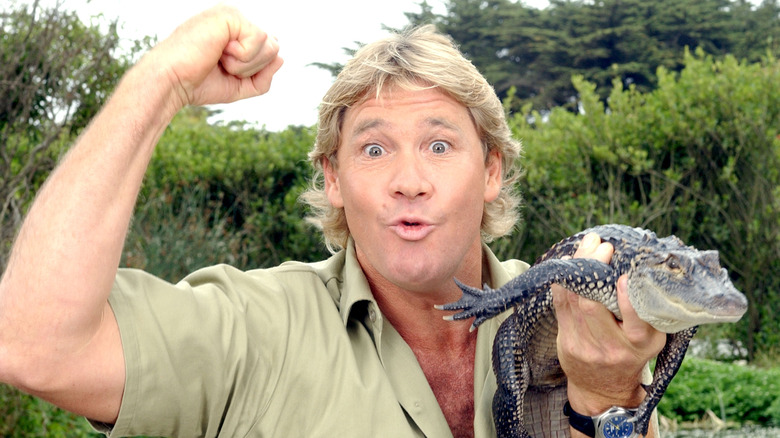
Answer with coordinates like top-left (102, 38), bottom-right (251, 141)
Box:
top-left (665, 256), bottom-right (680, 270)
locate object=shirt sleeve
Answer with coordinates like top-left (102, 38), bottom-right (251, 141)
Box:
top-left (104, 265), bottom-right (291, 437)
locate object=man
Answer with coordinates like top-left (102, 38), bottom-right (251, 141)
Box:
top-left (0, 6), bottom-right (665, 437)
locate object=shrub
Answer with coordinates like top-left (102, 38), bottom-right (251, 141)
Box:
top-left (0, 384), bottom-right (101, 437)
top-left (497, 51), bottom-right (780, 361)
top-left (126, 108), bottom-right (330, 279)
top-left (658, 357), bottom-right (780, 426)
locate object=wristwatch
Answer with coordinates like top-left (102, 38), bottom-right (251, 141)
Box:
top-left (563, 401), bottom-right (639, 438)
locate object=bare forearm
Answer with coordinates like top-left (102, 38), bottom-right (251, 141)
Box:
top-left (0, 4), bottom-right (282, 353)
top-left (0, 52), bottom-right (179, 368)
top-left (0, 6), bottom-right (282, 420)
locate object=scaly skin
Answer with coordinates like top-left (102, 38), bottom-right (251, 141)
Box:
top-left (439, 224), bottom-right (748, 438)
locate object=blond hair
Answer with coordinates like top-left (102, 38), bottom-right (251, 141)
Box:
top-left (301, 25), bottom-right (522, 252)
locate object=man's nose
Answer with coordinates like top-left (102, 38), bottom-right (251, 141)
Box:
top-left (389, 150), bottom-right (433, 200)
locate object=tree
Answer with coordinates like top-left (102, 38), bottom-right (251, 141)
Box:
top-left (728, 0), bottom-right (780, 61)
top-left (0, 0), bottom-right (139, 269)
top-left (399, 0), bottom-right (780, 111)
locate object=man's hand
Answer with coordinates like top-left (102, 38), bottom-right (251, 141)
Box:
top-left (148, 5), bottom-right (284, 114)
top-left (552, 233), bottom-right (666, 415)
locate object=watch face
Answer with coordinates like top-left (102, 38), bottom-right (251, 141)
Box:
top-left (601, 413), bottom-right (635, 438)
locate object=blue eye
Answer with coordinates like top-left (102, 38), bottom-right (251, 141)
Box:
top-left (364, 144), bottom-right (385, 157)
top-left (430, 141), bottom-right (450, 154)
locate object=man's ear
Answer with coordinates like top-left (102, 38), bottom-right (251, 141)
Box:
top-left (484, 149), bottom-right (502, 203)
top-left (322, 157), bottom-right (344, 208)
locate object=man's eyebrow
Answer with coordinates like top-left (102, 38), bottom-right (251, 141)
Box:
top-left (350, 119), bottom-right (387, 139)
top-left (422, 117), bottom-right (461, 132)
top-left (349, 116), bottom-right (462, 139)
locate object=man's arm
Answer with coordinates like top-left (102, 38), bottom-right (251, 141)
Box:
top-left (555, 233), bottom-right (667, 437)
top-left (0, 6), bottom-right (282, 424)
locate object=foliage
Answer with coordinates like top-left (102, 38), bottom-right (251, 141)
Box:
top-left (493, 51), bottom-right (780, 361)
top-left (659, 357), bottom-right (780, 426)
top-left (0, 0), bottom-right (141, 269)
top-left (123, 184), bottom-right (252, 281)
top-left (124, 107), bottom-right (330, 281)
top-left (0, 383), bottom-right (101, 437)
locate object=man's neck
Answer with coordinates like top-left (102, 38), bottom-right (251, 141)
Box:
top-left (361, 251), bottom-right (483, 438)
top-left (373, 278), bottom-right (479, 438)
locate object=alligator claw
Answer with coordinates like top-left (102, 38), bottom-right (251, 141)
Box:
top-left (437, 278), bottom-right (485, 307)
top-left (436, 280), bottom-right (485, 319)
top-left (435, 278), bottom-right (509, 330)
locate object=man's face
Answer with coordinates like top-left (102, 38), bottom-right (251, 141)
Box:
top-left (323, 86), bottom-right (502, 293)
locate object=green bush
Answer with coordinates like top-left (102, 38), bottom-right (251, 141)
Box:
top-left (126, 108), bottom-right (330, 280)
top-left (496, 50), bottom-right (780, 361)
top-left (0, 384), bottom-right (101, 437)
top-left (658, 357), bottom-right (780, 426)
top-left (123, 185), bottom-right (253, 281)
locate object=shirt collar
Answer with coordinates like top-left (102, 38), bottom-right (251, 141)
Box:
top-left (338, 238), bottom-right (377, 327)
top-left (336, 238), bottom-right (516, 328)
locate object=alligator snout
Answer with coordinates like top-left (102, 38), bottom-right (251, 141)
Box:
top-left (710, 287), bottom-right (749, 319)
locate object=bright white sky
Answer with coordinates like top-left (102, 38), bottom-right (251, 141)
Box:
top-left (50, 0), bottom-right (455, 131)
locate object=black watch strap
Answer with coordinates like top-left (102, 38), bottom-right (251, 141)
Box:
top-left (563, 401), bottom-right (596, 437)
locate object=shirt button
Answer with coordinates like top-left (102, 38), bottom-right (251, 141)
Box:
top-left (368, 305), bottom-right (377, 323)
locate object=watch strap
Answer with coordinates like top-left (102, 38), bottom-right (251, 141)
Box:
top-left (563, 401), bottom-right (596, 437)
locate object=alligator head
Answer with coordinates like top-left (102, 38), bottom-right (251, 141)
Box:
top-left (627, 245), bottom-right (748, 333)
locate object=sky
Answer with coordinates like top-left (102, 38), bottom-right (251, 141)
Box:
top-left (51, 0), bottom-right (454, 131)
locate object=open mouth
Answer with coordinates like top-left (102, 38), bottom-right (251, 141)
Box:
top-left (391, 219), bottom-right (433, 241)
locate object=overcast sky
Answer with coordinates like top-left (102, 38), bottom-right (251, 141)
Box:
top-left (48, 0), bottom-right (455, 131)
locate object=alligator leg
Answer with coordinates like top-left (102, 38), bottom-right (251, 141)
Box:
top-left (492, 313), bottom-right (530, 438)
top-left (633, 326), bottom-right (698, 435)
top-left (441, 258), bottom-right (617, 330)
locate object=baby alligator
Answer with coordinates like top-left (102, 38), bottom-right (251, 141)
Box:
top-left (438, 224), bottom-right (748, 437)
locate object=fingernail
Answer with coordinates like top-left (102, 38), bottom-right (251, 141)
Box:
top-left (582, 233), bottom-right (600, 249)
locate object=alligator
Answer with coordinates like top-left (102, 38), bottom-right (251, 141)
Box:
top-left (438, 224), bottom-right (748, 438)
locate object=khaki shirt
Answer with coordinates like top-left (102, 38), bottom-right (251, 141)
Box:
top-left (98, 242), bottom-right (579, 437)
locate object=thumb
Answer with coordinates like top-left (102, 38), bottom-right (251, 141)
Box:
top-left (616, 275), bottom-right (666, 352)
